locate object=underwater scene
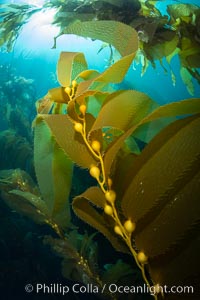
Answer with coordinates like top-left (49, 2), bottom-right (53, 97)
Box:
top-left (0, 0), bottom-right (200, 299)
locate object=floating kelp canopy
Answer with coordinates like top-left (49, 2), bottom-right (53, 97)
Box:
top-left (0, 3), bottom-right (41, 52)
top-left (0, 0), bottom-right (200, 93)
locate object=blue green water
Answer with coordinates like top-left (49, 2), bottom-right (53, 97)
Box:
top-left (1, 0), bottom-right (200, 104)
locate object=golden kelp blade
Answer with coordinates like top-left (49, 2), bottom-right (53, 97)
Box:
top-left (90, 90), bottom-right (154, 133)
top-left (60, 20), bottom-right (138, 56)
top-left (39, 114), bottom-right (96, 169)
top-left (44, 21), bottom-right (139, 113)
top-left (60, 20), bottom-right (138, 85)
top-left (57, 52), bottom-right (88, 87)
top-left (35, 96), bottom-right (53, 114)
top-left (120, 114), bottom-right (200, 287)
top-left (102, 98), bottom-right (200, 178)
top-left (72, 186), bottom-right (128, 253)
top-left (34, 118), bottom-right (73, 228)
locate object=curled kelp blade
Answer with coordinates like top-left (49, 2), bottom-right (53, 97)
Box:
top-left (35, 88), bottom-right (69, 115)
top-left (36, 22), bottom-right (139, 122)
top-left (77, 69), bottom-right (100, 81)
top-left (47, 87), bottom-right (70, 104)
top-left (74, 186), bottom-right (106, 210)
top-left (54, 20), bottom-right (138, 90)
top-left (57, 52), bottom-right (88, 87)
top-left (34, 118), bottom-right (73, 229)
top-left (35, 96), bottom-right (54, 114)
top-left (41, 24), bottom-right (138, 114)
top-left (38, 52), bottom-right (99, 111)
top-left (72, 187), bottom-right (128, 253)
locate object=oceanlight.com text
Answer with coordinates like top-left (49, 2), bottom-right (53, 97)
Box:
top-left (107, 284), bottom-right (194, 296)
top-left (25, 283), bottom-right (194, 296)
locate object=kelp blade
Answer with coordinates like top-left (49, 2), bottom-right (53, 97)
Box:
top-left (90, 90), bottom-right (155, 133)
top-left (34, 117), bottom-right (73, 228)
top-left (103, 98), bottom-right (200, 177)
top-left (120, 114), bottom-right (200, 287)
top-left (57, 21), bottom-right (139, 88)
top-left (39, 114), bottom-right (96, 169)
top-left (72, 187), bottom-right (128, 253)
top-left (61, 20), bottom-right (138, 56)
top-left (57, 52), bottom-right (88, 87)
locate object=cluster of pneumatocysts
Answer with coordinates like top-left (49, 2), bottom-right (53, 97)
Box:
top-left (72, 97), bottom-right (158, 299)
top-left (64, 80), bottom-right (78, 101)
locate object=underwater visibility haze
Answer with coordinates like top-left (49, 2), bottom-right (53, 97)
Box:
top-left (0, 0), bottom-right (200, 299)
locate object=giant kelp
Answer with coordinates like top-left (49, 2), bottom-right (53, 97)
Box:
top-left (30, 20), bottom-right (200, 299)
top-left (0, 3), bottom-right (40, 51)
top-left (1, 14), bottom-right (200, 299)
top-left (0, 22), bottom-right (143, 298)
top-left (33, 20), bottom-right (139, 241)
top-left (43, 64), bottom-right (200, 298)
top-left (51, 0), bottom-right (200, 94)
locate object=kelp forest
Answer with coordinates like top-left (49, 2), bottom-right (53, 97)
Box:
top-left (0, 1), bottom-right (200, 299)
